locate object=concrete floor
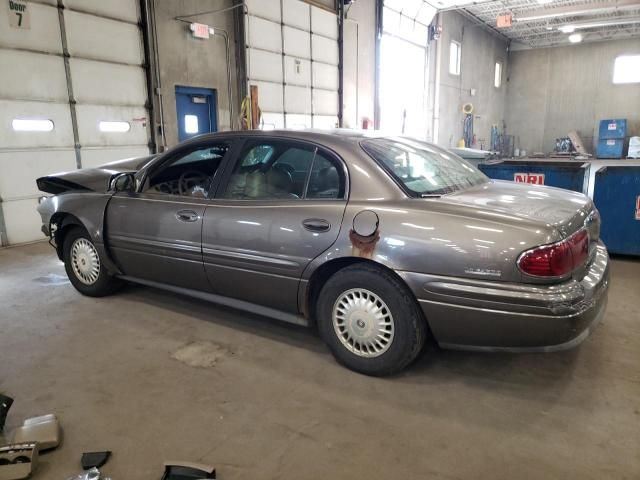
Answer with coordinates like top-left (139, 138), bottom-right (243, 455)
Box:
top-left (0, 242), bottom-right (639, 479)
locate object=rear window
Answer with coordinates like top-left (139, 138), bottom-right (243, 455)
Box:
top-left (362, 138), bottom-right (487, 196)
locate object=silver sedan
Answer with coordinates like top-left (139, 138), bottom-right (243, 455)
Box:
top-left (36, 130), bottom-right (609, 375)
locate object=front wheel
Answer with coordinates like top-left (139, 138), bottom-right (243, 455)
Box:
top-left (62, 226), bottom-right (123, 297)
top-left (316, 264), bottom-right (427, 376)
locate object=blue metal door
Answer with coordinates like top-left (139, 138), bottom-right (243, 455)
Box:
top-left (175, 86), bottom-right (218, 142)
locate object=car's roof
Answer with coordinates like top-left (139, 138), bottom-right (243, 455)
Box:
top-left (180, 129), bottom-right (458, 166)
top-left (194, 128), bottom-right (388, 145)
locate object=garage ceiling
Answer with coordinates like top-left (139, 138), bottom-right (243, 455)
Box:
top-left (440, 0), bottom-right (640, 49)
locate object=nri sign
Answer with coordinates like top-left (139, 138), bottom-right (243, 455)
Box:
top-left (7, 0), bottom-right (30, 29)
top-left (514, 173), bottom-right (545, 185)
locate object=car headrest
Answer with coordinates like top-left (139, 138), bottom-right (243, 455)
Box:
top-left (318, 166), bottom-right (339, 191)
top-left (244, 170), bottom-right (266, 197)
top-left (267, 167), bottom-right (292, 193)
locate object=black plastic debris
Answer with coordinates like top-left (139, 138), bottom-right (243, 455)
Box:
top-left (81, 451), bottom-right (112, 470)
top-left (0, 395), bottom-right (14, 431)
top-left (161, 462), bottom-right (216, 480)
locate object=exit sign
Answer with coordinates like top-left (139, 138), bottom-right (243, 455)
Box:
top-left (496, 13), bottom-right (512, 28)
top-left (7, 0), bottom-right (30, 29)
top-left (190, 22), bottom-right (213, 39)
top-left (514, 173), bottom-right (545, 185)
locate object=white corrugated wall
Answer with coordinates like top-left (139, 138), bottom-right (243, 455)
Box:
top-left (244, 0), bottom-right (339, 130)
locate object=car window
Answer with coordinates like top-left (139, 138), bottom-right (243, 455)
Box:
top-left (362, 138), bottom-right (487, 196)
top-left (144, 143), bottom-right (228, 197)
top-left (307, 155), bottom-right (341, 199)
top-left (224, 141), bottom-right (345, 200)
top-left (275, 148), bottom-right (315, 172)
top-left (224, 142), bottom-right (309, 199)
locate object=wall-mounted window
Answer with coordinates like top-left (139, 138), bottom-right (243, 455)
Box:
top-left (12, 118), bottom-right (54, 132)
top-left (494, 61), bottom-right (503, 88)
top-left (99, 121), bottom-right (130, 132)
top-left (184, 114), bottom-right (199, 134)
top-left (613, 55), bottom-right (640, 84)
top-left (449, 40), bottom-right (461, 76)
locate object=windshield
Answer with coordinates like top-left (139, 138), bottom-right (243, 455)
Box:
top-left (362, 138), bottom-right (488, 196)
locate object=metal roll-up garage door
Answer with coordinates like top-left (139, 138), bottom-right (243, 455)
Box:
top-left (0, 0), bottom-right (150, 245)
top-left (0, 0), bottom-right (74, 245)
top-left (244, 0), bottom-right (339, 130)
top-left (63, 0), bottom-right (149, 169)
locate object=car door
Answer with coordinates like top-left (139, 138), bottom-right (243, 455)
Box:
top-left (105, 139), bottom-right (237, 291)
top-left (201, 137), bottom-right (349, 313)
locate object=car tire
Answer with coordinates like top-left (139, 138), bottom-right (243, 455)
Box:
top-left (62, 226), bottom-right (123, 297)
top-left (316, 264), bottom-right (427, 376)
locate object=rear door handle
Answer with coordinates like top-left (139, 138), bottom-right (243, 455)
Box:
top-left (302, 218), bottom-right (331, 232)
top-left (176, 210), bottom-right (199, 222)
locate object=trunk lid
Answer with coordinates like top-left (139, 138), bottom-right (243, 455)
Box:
top-left (37, 155), bottom-right (156, 194)
top-left (443, 180), bottom-right (598, 240)
top-left (442, 180), bottom-right (602, 277)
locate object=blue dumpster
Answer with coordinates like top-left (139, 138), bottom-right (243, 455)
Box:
top-left (593, 166), bottom-right (640, 256)
top-left (478, 161), bottom-right (588, 193)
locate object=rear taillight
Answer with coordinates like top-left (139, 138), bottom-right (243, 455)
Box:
top-left (518, 229), bottom-right (589, 278)
top-left (569, 229), bottom-right (589, 266)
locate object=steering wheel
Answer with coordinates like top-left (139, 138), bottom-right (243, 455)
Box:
top-left (178, 170), bottom-right (209, 196)
top-left (156, 181), bottom-right (175, 195)
top-left (273, 163), bottom-right (295, 176)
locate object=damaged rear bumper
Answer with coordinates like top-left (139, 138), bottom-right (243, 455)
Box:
top-left (399, 242), bottom-right (610, 352)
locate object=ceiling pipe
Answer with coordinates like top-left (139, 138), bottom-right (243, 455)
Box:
top-left (515, 0), bottom-right (640, 23)
top-left (174, 3), bottom-right (244, 22)
top-left (510, 29), bottom-right (640, 50)
top-left (434, 0), bottom-right (510, 13)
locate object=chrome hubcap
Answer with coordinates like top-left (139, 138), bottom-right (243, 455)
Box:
top-left (70, 238), bottom-right (100, 285)
top-left (332, 288), bottom-right (395, 358)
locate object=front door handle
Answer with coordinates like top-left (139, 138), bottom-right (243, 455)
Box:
top-left (176, 210), bottom-right (199, 222)
top-left (302, 218), bottom-right (331, 232)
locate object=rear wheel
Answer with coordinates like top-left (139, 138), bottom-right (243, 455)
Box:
top-left (62, 226), bottom-right (122, 297)
top-left (316, 264), bottom-right (427, 376)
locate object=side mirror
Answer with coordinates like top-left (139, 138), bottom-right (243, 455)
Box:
top-left (110, 172), bottom-right (135, 192)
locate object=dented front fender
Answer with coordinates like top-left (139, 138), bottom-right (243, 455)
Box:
top-left (37, 192), bottom-right (121, 274)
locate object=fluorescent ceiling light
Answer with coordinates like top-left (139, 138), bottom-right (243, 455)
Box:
top-left (558, 16), bottom-right (640, 31)
top-left (568, 33), bottom-right (583, 43)
top-left (537, 0), bottom-right (553, 3)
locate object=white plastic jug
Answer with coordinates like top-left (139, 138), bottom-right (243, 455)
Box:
top-left (629, 136), bottom-right (640, 158)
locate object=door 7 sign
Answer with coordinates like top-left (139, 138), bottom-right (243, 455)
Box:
top-left (8, 0), bottom-right (30, 29)
top-left (514, 173), bottom-right (545, 185)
